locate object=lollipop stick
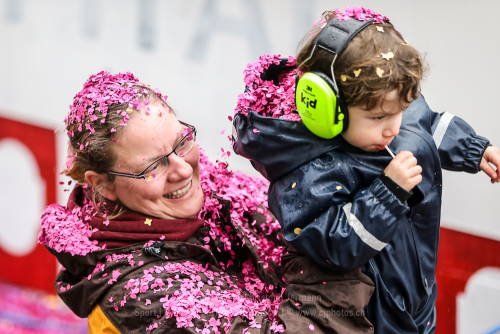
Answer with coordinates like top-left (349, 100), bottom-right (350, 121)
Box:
top-left (385, 145), bottom-right (396, 158)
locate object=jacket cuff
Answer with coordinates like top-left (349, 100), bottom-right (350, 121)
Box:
top-left (370, 178), bottom-right (410, 218)
top-left (463, 135), bottom-right (490, 173)
top-left (379, 172), bottom-right (413, 203)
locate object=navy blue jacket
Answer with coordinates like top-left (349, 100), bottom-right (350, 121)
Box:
top-left (232, 75), bottom-right (490, 332)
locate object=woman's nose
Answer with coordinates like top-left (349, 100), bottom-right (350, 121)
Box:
top-left (166, 154), bottom-right (192, 182)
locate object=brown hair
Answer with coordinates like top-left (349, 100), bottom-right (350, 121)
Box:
top-left (296, 11), bottom-right (428, 111)
top-left (64, 87), bottom-right (169, 217)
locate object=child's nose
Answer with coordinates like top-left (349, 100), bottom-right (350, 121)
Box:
top-left (166, 154), bottom-right (192, 182)
top-left (384, 117), bottom-right (401, 137)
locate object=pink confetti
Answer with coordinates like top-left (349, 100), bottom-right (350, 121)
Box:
top-left (221, 129), bottom-right (226, 134)
top-left (335, 6), bottom-right (389, 24)
top-left (309, 324), bottom-right (315, 330)
top-left (234, 54), bottom-right (301, 122)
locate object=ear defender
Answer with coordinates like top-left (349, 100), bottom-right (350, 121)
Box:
top-left (295, 16), bottom-right (374, 139)
top-left (296, 71), bottom-right (347, 139)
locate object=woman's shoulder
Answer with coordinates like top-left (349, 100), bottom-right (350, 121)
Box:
top-left (39, 187), bottom-right (102, 256)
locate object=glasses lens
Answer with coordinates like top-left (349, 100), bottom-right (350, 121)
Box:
top-left (176, 129), bottom-right (196, 158)
top-left (143, 157), bottom-right (168, 181)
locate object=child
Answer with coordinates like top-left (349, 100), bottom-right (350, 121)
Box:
top-left (232, 7), bottom-right (500, 334)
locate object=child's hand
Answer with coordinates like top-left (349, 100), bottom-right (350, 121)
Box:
top-left (480, 146), bottom-right (500, 184)
top-left (384, 151), bottom-right (423, 192)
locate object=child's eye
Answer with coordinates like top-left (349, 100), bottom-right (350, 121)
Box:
top-left (373, 116), bottom-right (386, 120)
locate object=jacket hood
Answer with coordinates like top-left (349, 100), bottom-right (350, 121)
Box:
top-left (233, 111), bottom-right (350, 182)
top-left (232, 54), bottom-right (357, 183)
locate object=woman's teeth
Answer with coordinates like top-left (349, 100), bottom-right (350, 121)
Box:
top-left (164, 182), bottom-right (191, 199)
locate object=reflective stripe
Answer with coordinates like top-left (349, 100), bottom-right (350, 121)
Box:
top-left (433, 112), bottom-right (454, 150)
top-left (342, 203), bottom-right (387, 251)
top-left (232, 123), bottom-right (239, 142)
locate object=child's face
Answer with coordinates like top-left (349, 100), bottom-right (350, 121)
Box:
top-left (341, 89), bottom-right (404, 152)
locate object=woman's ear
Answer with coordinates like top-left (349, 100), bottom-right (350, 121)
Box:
top-left (84, 171), bottom-right (118, 201)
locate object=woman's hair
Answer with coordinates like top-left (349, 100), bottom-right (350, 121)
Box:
top-left (296, 11), bottom-right (428, 111)
top-left (64, 72), bottom-right (169, 216)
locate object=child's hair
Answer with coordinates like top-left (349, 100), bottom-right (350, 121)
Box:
top-left (64, 71), bottom-right (170, 216)
top-left (297, 10), bottom-right (428, 111)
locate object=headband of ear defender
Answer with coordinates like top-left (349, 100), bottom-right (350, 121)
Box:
top-left (296, 16), bottom-right (374, 139)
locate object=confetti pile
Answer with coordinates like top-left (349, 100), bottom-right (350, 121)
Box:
top-left (0, 280), bottom-right (86, 334)
top-left (39, 200), bottom-right (102, 256)
top-left (235, 54), bottom-right (300, 122)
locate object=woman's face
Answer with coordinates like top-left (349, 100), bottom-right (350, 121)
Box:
top-left (107, 101), bottom-right (204, 219)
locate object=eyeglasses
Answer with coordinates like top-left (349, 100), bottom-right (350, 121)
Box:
top-left (107, 121), bottom-right (196, 182)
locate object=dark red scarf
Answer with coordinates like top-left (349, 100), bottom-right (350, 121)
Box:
top-left (67, 186), bottom-right (207, 249)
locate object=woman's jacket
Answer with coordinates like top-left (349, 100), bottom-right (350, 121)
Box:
top-left (39, 150), bottom-right (285, 334)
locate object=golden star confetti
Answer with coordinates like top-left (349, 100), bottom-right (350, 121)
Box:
top-left (336, 186), bottom-right (342, 190)
top-left (292, 182), bottom-right (296, 188)
top-left (381, 52), bottom-right (394, 60)
top-left (126, 107), bottom-right (134, 114)
top-left (376, 68), bottom-right (384, 77)
top-left (144, 218), bottom-right (152, 226)
top-left (353, 69), bottom-right (362, 77)
top-left (294, 227), bottom-right (302, 235)
top-left (341, 75), bottom-right (347, 81)
top-left (376, 26), bottom-right (384, 32)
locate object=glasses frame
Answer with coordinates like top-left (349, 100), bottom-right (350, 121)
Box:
top-left (107, 121), bottom-right (196, 180)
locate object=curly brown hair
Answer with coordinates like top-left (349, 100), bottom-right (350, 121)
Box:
top-left (296, 11), bottom-right (428, 111)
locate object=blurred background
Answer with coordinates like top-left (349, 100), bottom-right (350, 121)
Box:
top-left (0, 0), bottom-right (499, 333)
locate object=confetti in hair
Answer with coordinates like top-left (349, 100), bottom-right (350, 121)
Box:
top-left (329, 6), bottom-right (390, 24)
top-left (65, 71), bottom-right (167, 144)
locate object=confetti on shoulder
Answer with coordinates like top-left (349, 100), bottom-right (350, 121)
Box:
top-left (292, 182), bottom-right (296, 188)
top-left (309, 324), bottom-right (315, 330)
top-left (336, 186), bottom-right (342, 190)
top-left (144, 218), bottom-right (152, 226)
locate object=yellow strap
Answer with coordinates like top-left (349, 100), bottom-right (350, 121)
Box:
top-left (88, 304), bottom-right (120, 334)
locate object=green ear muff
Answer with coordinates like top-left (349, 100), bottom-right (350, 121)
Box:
top-left (294, 16), bottom-right (373, 139)
top-left (296, 72), bottom-right (346, 139)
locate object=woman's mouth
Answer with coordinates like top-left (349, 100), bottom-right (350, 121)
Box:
top-left (163, 181), bottom-right (192, 199)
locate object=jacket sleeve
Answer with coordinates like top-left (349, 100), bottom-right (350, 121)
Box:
top-left (420, 98), bottom-right (491, 173)
top-left (268, 154), bottom-right (410, 272)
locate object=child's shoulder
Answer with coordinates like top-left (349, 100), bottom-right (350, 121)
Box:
top-left (233, 108), bottom-right (348, 183)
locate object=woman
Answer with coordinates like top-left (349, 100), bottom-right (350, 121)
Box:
top-left (39, 71), bottom-right (285, 333)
